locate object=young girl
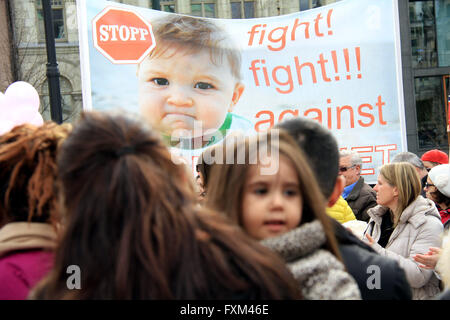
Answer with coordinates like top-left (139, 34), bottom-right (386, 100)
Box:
top-left (29, 112), bottom-right (302, 300)
top-left (205, 130), bottom-right (361, 300)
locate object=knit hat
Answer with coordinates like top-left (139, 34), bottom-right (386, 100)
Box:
top-left (428, 164), bottom-right (450, 197)
top-left (421, 149), bottom-right (449, 164)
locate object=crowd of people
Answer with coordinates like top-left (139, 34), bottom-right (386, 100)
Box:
top-left (0, 109), bottom-right (448, 301)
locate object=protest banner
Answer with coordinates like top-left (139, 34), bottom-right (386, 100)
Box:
top-left (77, 0), bottom-right (406, 183)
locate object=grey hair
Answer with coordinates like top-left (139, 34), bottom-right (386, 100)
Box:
top-left (339, 150), bottom-right (362, 167)
top-left (391, 152), bottom-right (424, 169)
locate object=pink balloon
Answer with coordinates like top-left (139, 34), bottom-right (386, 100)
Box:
top-left (2, 104), bottom-right (42, 128)
top-left (0, 82), bottom-right (44, 135)
top-left (24, 111), bottom-right (44, 127)
top-left (0, 117), bottom-right (15, 135)
top-left (4, 81), bottom-right (40, 112)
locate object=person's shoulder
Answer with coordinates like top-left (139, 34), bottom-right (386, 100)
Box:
top-left (360, 179), bottom-right (376, 195)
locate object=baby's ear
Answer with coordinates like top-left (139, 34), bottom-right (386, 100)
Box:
top-left (228, 82), bottom-right (245, 113)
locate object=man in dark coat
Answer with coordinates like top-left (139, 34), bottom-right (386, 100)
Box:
top-left (339, 150), bottom-right (377, 222)
top-left (275, 118), bottom-right (412, 300)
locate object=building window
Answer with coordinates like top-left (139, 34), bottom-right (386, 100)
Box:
top-left (300, 0), bottom-right (342, 11)
top-left (436, 0), bottom-right (450, 67)
top-left (409, 1), bottom-right (438, 68)
top-left (415, 76), bottom-right (448, 150)
top-left (36, 0), bottom-right (66, 42)
top-left (299, 0), bottom-right (310, 11)
top-left (191, 0), bottom-right (216, 18)
top-left (231, 0), bottom-right (254, 19)
top-left (41, 76), bottom-right (78, 122)
top-left (311, 0), bottom-right (324, 8)
top-left (160, 0), bottom-right (175, 13)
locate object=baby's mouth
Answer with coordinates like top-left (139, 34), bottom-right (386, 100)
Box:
top-left (161, 113), bottom-right (196, 130)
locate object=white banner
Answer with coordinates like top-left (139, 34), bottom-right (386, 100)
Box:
top-left (77, 0), bottom-right (406, 183)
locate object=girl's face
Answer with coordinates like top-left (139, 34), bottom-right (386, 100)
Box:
top-left (373, 174), bottom-right (398, 210)
top-left (241, 155), bottom-right (302, 240)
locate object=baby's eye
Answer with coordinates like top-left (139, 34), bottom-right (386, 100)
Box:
top-left (151, 78), bottom-right (169, 86)
top-left (195, 82), bottom-right (214, 90)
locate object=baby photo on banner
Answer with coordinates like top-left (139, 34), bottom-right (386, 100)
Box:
top-left (76, 0), bottom-right (407, 183)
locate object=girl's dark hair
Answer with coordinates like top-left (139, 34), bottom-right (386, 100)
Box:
top-left (205, 130), bottom-right (342, 261)
top-left (0, 122), bottom-right (71, 227)
top-left (30, 111), bottom-right (301, 299)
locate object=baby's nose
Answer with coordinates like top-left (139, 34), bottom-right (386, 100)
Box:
top-left (167, 86), bottom-right (193, 107)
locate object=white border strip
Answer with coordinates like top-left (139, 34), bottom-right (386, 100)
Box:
top-left (76, 0), bottom-right (92, 111)
top-left (392, 0), bottom-right (407, 152)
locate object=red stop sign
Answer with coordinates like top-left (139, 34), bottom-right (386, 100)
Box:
top-left (92, 7), bottom-right (155, 64)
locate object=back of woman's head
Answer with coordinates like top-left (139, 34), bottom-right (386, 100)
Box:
top-left (205, 129), bottom-right (341, 260)
top-left (31, 111), bottom-right (301, 299)
top-left (380, 162), bottom-right (421, 222)
top-left (0, 122), bottom-right (71, 227)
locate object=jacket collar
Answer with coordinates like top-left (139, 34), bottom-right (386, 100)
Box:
top-left (367, 205), bottom-right (389, 224)
top-left (260, 220), bottom-right (326, 262)
top-left (346, 177), bottom-right (364, 201)
top-left (0, 222), bottom-right (57, 258)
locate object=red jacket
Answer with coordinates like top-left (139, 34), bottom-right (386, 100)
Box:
top-left (0, 222), bottom-right (56, 300)
top-left (0, 250), bottom-right (53, 299)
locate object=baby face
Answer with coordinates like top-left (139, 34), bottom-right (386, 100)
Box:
top-left (138, 48), bottom-right (244, 138)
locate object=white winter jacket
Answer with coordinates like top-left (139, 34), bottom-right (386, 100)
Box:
top-left (364, 196), bottom-right (443, 300)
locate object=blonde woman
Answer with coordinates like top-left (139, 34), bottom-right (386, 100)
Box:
top-left (363, 162), bottom-right (443, 300)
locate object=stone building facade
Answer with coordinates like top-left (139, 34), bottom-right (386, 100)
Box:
top-left (6, 0), bottom-right (81, 122)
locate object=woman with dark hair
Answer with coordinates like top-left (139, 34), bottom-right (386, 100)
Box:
top-left (0, 122), bottom-right (71, 299)
top-left (424, 164), bottom-right (450, 230)
top-left (205, 130), bottom-right (361, 299)
top-left (412, 164), bottom-right (450, 275)
top-left (30, 111), bottom-right (301, 300)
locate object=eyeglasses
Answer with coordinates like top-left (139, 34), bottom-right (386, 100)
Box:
top-left (339, 165), bottom-right (356, 172)
top-left (425, 182), bottom-right (435, 188)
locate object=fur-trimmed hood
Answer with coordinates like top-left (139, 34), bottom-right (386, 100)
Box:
top-left (261, 220), bottom-right (361, 300)
top-left (261, 220), bottom-right (326, 262)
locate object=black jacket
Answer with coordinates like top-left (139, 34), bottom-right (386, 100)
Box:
top-left (331, 218), bottom-right (412, 300)
top-left (346, 177), bottom-right (377, 222)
